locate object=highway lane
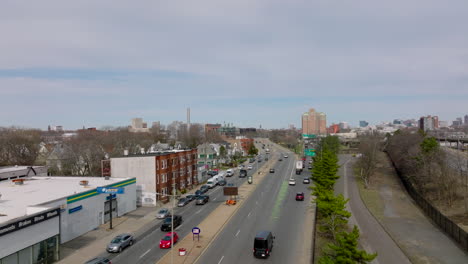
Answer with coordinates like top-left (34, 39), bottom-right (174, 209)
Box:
top-left (104, 142), bottom-right (270, 264)
top-left (335, 154), bottom-right (410, 264)
top-left (196, 146), bottom-right (312, 264)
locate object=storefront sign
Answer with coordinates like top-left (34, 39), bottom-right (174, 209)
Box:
top-left (96, 187), bottom-right (124, 194)
top-left (0, 208), bottom-right (60, 237)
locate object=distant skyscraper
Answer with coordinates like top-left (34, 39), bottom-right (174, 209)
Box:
top-left (301, 108), bottom-right (327, 135)
top-left (131, 118), bottom-right (143, 129)
top-left (419, 115), bottom-right (438, 131)
top-left (359, 121), bottom-right (369, 127)
top-left (339, 122), bottom-right (349, 130)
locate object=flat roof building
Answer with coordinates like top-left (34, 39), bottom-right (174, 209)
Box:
top-left (0, 174), bottom-right (136, 263)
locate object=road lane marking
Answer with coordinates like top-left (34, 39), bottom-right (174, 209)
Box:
top-left (235, 229), bottom-right (240, 236)
top-left (140, 249), bottom-right (151, 259)
top-left (248, 211), bottom-right (251, 217)
top-left (213, 197), bottom-right (217, 201)
top-left (195, 209), bottom-right (203, 214)
top-left (218, 255), bottom-right (225, 264)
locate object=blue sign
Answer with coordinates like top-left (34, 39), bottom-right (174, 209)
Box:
top-left (69, 205), bottom-right (83, 214)
top-left (96, 187), bottom-right (124, 194)
top-left (192, 227), bottom-right (201, 234)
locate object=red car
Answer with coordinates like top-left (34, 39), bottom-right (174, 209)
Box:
top-left (159, 232), bottom-right (179, 249)
top-left (295, 192), bottom-right (304, 201)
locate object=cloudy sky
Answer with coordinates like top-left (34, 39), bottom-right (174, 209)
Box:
top-left (1, 0), bottom-right (467, 130)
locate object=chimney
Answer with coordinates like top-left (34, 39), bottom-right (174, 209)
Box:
top-left (79, 180), bottom-right (89, 186)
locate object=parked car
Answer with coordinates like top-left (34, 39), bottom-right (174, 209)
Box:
top-left (207, 170), bottom-right (218, 176)
top-left (200, 185), bottom-right (209, 193)
top-left (177, 198), bottom-right (190, 207)
top-left (288, 179), bottom-right (296, 186)
top-left (161, 215), bottom-right (183, 231)
top-left (196, 195), bottom-right (209, 205)
top-left (195, 190), bottom-right (202, 196)
top-left (186, 194), bottom-right (195, 201)
top-left (156, 208), bottom-right (171, 219)
top-left (218, 179), bottom-right (227, 186)
top-left (269, 168), bottom-right (275, 173)
top-left (106, 233), bottom-right (134, 253)
top-left (296, 192), bottom-right (305, 201)
top-left (226, 169), bottom-right (234, 177)
top-left (85, 257), bottom-right (111, 264)
top-left (303, 178), bottom-right (311, 184)
top-left (159, 232), bottom-right (179, 249)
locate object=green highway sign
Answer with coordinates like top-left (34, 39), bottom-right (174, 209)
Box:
top-left (302, 134), bottom-right (317, 139)
top-left (305, 149), bottom-right (316, 157)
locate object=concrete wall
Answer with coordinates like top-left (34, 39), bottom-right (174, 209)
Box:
top-left (111, 157), bottom-right (156, 192)
top-left (0, 217), bottom-right (59, 258)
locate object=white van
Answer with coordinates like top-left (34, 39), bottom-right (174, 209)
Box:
top-left (206, 177), bottom-right (217, 188)
top-left (226, 169), bottom-right (234, 177)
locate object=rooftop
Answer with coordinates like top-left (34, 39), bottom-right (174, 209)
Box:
top-left (0, 176), bottom-right (132, 224)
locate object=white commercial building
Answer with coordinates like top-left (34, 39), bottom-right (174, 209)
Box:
top-left (0, 175), bottom-right (136, 263)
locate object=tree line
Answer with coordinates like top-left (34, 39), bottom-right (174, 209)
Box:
top-left (312, 136), bottom-right (377, 263)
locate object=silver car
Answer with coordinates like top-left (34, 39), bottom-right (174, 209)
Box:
top-left (107, 233), bottom-right (134, 253)
top-left (156, 208), bottom-right (171, 219)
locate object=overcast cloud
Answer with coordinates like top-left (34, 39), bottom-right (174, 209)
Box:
top-left (1, 0), bottom-right (467, 129)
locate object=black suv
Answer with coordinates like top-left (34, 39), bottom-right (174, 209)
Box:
top-left (161, 215), bottom-right (183, 231)
top-left (239, 169), bottom-right (248, 178)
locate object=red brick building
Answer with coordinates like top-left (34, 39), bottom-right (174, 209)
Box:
top-left (109, 149), bottom-right (197, 206)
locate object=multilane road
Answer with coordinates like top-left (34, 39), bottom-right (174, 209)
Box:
top-left (196, 148), bottom-right (313, 264)
top-left (103, 143), bottom-right (269, 264)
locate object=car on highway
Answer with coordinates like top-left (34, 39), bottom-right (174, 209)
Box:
top-left (226, 169), bottom-right (234, 177)
top-left (177, 197), bottom-right (190, 207)
top-left (278, 158), bottom-right (282, 161)
top-left (85, 257), bottom-right (111, 264)
top-left (247, 165), bottom-right (253, 170)
top-left (196, 195), bottom-right (209, 205)
top-left (303, 178), bottom-right (311, 184)
top-left (161, 215), bottom-right (183, 231)
top-left (288, 179), bottom-right (296, 186)
top-left (186, 194), bottom-right (195, 201)
top-left (253, 231), bottom-right (275, 258)
top-left (239, 169), bottom-right (247, 178)
top-left (218, 179), bottom-right (227, 186)
top-left (238, 165), bottom-right (244, 170)
top-left (295, 192), bottom-right (305, 201)
top-left (269, 168), bottom-right (275, 173)
top-left (156, 208), bottom-right (171, 219)
top-left (284, 155), bottom-right (288, 158)
top-left (308, 165), bottom-right (312, 170)
top-left (200, 185), bottom-right (209, 193)
top-left (106, 233), bottom-right (134, 253)
top-left (159, 232), bottom-right (179, 249)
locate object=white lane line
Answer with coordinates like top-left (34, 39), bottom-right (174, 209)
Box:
top-left (218, 255), bottom-right (225, 264)
top-left (213, 197), bottom-right (217, 201)
top-left (256, 201), bottom-right (258, 205)
top-left (235, 229), bottom-right (240, 236)
top-left (195, 209), bottom-right (203, 214)
top-left (248, 211), bottom-right (251, 217)
top-left (140, 249), bottom-right (151, 259)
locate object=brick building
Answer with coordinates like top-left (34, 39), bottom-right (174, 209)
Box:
top-left (109, 149), bottom-right (197, 206)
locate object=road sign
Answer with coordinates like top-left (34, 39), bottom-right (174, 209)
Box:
top-left (223, 187), bottom-right (238, 196)
top-left (192, 227), bottom-right (200, 234)
top-left (305, 149), bottom-right (316, 157)
top-left (302, 134), bottom-right (317, 139)
top-left (96, 187), bottom-right (125, 194)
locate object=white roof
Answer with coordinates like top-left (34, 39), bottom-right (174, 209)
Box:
top-left (0, 176), bottom-right (132, 224)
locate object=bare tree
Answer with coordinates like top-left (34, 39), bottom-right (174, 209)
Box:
top-left (358, 133), bottom-right (382, 188)
top-left (0, 128), bottom-right (42, 166)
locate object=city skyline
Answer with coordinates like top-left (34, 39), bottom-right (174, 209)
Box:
top-left (1, 1), bottom-right (467, 129)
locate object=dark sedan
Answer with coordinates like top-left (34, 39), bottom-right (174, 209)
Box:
top-left (196, 195), bottom-right (210, 205)
top-left (161, 215), bottom-right (183, 231)
top-left (177, 198), bottom-right (190, 207)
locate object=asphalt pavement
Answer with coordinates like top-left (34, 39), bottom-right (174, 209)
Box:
top-left (335, 155), bottom-right (411, 264)
top-left (196, 149), bottom-right (314, 264)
